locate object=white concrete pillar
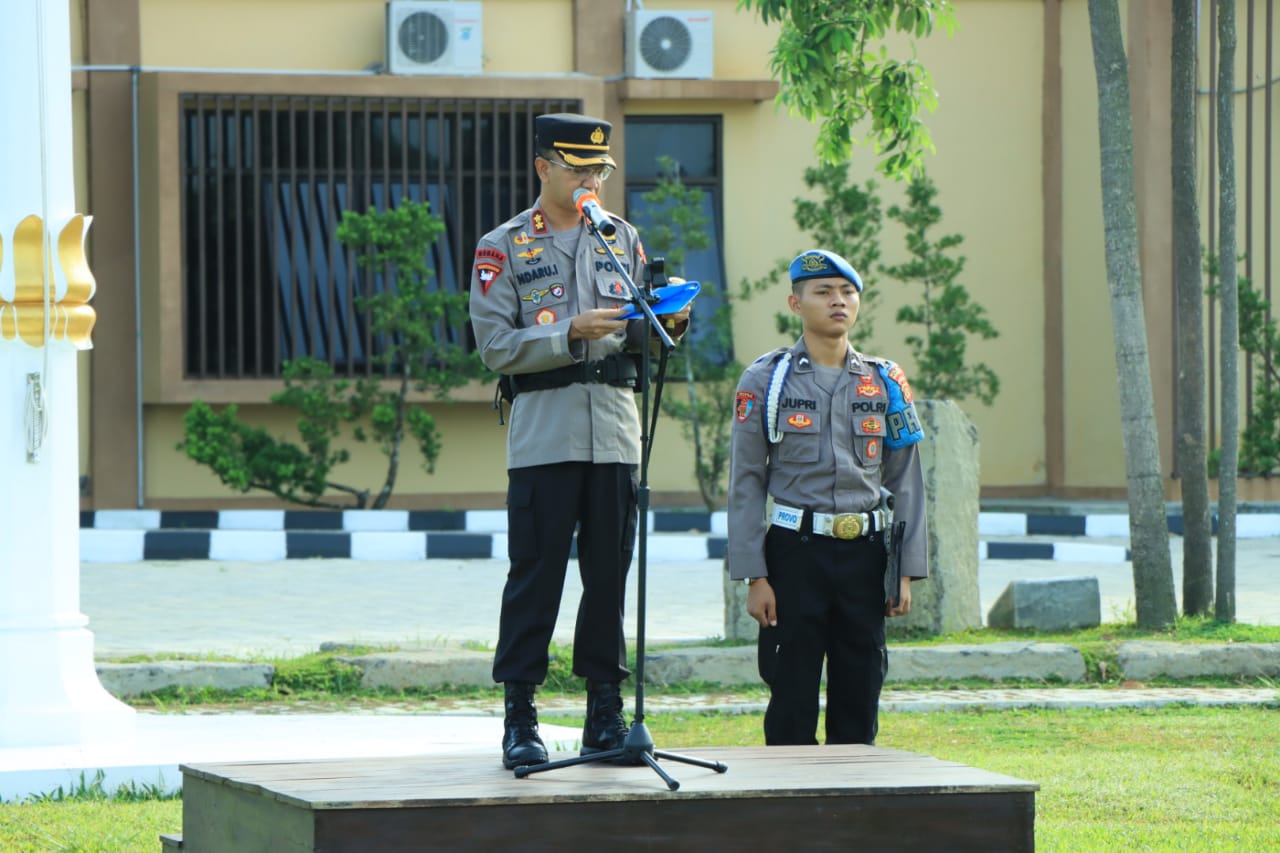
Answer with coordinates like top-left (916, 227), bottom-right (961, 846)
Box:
top-left (0, 0), bottom-right (135, 748)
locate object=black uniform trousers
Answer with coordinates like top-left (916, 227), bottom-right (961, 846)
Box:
top-left (492, 461), bottom-right (638, 685)
top-left (757, 524), bottom-right (889, 745)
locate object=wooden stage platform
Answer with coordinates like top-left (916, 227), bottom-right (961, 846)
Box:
top-left (176, 745), bottom-right (1038, 851)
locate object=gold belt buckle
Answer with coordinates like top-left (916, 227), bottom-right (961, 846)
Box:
top-left (831, 513), bottom-right (863, 540)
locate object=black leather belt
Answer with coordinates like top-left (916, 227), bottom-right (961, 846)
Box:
top-left (505, 353), bottom-right (639, 398)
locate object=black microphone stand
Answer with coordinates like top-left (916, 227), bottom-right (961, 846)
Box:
top-left (513, 228), bottom-right (728, 791)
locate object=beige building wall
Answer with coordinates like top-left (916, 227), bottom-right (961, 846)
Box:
top-left (880, 0), bottom-right (1048, 489)
top-left (77, 0), bottom-right (1280, 507)
top-left (1059, 0), bottom-right (1127, 489)
top-left (139, 0), bottom-right (577, 74)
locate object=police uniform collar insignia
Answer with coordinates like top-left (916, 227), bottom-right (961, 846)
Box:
top-left (531, 209), bottom-right (549, 234)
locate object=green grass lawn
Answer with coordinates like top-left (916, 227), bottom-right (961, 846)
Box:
top-left (3, 705), bottom-right (1276, 852)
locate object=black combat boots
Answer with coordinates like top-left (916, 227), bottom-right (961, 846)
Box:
top-left (501, 682), bottom-right (548, 770)
top-left (580, 679), bottom-right (630, 756)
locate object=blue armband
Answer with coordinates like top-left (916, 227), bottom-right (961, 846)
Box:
top-left (876, 362), bottom-right (924, 449)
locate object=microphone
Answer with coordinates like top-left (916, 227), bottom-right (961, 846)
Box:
top-left (572, 188), bottom-right (617, 237)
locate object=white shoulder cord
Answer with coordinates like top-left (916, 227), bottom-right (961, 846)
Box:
top-left (26, 0), bottom-right (53, 464)
top-left (765, 351), bottom-right (792, 444)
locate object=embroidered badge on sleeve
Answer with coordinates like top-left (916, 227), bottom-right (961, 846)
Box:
top-left (473, 247), bottom-right (507, 295)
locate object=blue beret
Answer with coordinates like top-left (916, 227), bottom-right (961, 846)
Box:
top-left (789, 250), bottom-right (863, 292)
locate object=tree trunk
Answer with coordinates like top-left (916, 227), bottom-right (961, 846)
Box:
top-left (1171, 0), bottom-right (1213, 614)
top-left (1087, 0), bottom-right (1177, 628)
top-left (1215, 0), bottom-right (1238, 621)
top-left (373, 367), bottom-right (411, 511)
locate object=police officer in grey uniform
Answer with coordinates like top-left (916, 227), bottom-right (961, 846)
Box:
top-left (469, 113), bottom-right (691, 770)
top-left (727, 249), bottom-right (927, 746)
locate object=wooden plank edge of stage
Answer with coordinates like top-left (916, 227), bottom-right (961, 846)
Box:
top-left (177, 745), bottom-right (1039, 852)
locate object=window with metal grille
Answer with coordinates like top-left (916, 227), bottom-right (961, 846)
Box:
top-left (624, 115), bottom-right (731, 365)
top-left (180, 94), bottom-right (579, 379)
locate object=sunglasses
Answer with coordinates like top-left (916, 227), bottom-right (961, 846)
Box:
top-left (542, 157), bottom-right (614, 182)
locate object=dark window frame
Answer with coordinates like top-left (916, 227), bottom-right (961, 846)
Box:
top-left (179, 94), bottom-right (580, 380)
top-left (623, 114), bottom-right (730, 362)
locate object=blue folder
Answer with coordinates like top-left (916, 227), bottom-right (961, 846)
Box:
top-left (618, 281), bottom-right (701, 319)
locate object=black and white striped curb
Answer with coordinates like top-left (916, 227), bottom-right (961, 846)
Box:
top-left (79, 509), bottom-right (1280, 563)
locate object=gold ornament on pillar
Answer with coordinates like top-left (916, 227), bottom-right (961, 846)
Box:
top-left (0, 214), bottom-right (97, 349)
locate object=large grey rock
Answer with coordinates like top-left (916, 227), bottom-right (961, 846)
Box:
top-left (887, 642), bottom-right (1087, 683)
top-left (987, 576), bottom-right (1102, 631)
top-left (889, 399), bottom-right (982, 637)
top-left (643, 645), bottom-right (758, 686)
top-left (342, 649), bottom-right (494, 689)
top-left (96, 661), bottom-right (274, 697)
top-left (1117, 641), bottom-right (1280, 680)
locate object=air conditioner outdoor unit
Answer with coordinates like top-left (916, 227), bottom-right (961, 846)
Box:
top-left (386, 1), bottom-right (483, 75)
top-left (625, 10), bottom-right (714, 80)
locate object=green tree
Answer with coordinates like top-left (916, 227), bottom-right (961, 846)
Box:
top-left (640, 157), bottom-right (737, 511)
top-left (179, 200), bottom-right (482, 509)
top-left (1213, 0), bottom-right (1239, 623)
top-left (736, 0), bottom-right (956, 178)
top-left (1208, 255), bottom-right (1280, 480)
top-left (1171, 0), bottom-right (1213, 616)
top-left (881, 175), bottom-right (999, 405)
top-left (742, 163), bottom-right (883, 349)
top-left (1087, 0), bottom-right (1177, 628)
top-left (1236, 279), bottom-right (1280, 478)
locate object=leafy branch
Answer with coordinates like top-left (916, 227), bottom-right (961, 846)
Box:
top-left (178, 199), bottom-right (481, 508)
top-left (882, 174), bottom-right (1000, 405)
top-left (737, 0), bottom-right (957, 177)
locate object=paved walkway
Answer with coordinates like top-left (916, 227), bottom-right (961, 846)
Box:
top-left (4, 538), bottom-right (1277, 801)
top-left (80, 537), bottom-right (1280, 659)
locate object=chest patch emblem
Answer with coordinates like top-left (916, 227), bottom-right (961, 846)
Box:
top-left (856, 375), bottom-right (881, 398)
top-left (787, 413), bottom-right (813, 429)
top-left (522, 285), bottom-right (564, 305)
top-left (534, 308), bottom-right (557, 326)
top-left (861, 418), bottom-right (882, 434)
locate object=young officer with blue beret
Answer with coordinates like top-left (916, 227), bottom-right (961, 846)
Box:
top-left (727, 249), bottom-right (928, 746)
top-left (468, 113), bottom-right (691, 770)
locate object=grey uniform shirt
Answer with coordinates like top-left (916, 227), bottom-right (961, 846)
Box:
top-left (726, 340), bottom-right (929, 582)
top-left (468, 202), bottom-right (649, 469)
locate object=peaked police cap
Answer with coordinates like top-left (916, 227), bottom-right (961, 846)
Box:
top-left (534, 113), bottom-right (617, 168)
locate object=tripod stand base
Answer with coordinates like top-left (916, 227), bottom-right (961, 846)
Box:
top-left (513, 721), bottom-right (728, 791)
